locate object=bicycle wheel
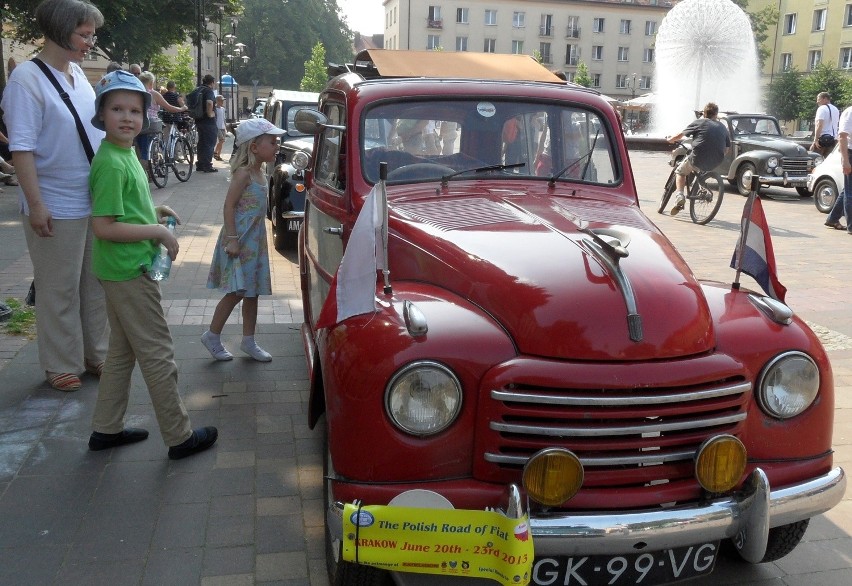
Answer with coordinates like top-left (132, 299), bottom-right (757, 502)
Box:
top-left (658, 170), bottom-right (677, 214)
top-left (689, 171), bottom-right (724, 225)
top-left (172, 137), bottom-right (195, 182)
top-left (149, 137), bottom-right (168, 189)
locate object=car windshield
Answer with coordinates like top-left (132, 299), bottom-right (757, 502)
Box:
top-left (287, 105), bottom-right (319, 137)
top-left (729, 117), bottom-right (781, 136)
top-left (361, 99), bottom-right (619, 186)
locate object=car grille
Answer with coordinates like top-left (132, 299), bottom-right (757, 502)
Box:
top-left (474, 360), bottom-right (751, 509)
top-left (781, 157), bottom-right (811, 176)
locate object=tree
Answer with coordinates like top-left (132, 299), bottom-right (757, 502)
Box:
top-left (798, 63), bottom-right (851, 119)
top-left (574, 62), bottom-right (592, 88)
top-left (300, 42), bottom-right (327, 92)
top-left (732, 0), bottom-right (779, 71)
top-left (149, 45), bottom-right (196, 95)
top-left (764, 68), bottom-right (802, 122)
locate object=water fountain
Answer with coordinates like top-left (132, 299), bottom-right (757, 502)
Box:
top-left (651, 0), bottom-right (761, 136)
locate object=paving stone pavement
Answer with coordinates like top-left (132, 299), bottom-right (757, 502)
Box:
top-left (0, 147), bottom-right (848, 585)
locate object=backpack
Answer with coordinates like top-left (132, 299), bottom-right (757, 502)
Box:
top-left (186, 87), bottom-right (207, 119)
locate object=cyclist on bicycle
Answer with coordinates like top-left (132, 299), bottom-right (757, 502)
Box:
top-left (666, 102), bottom-right (730, 215)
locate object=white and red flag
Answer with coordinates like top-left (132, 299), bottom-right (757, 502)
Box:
top-left (730, 195), bottom-right (787, 303)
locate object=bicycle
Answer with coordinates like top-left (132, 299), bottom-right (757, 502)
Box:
top-left (148, 116), bottom-right (195, 189)
top-left (657, 140), bottom-right (725, 225)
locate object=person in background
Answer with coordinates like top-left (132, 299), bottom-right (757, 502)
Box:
top-left (213, 95), bottom-right (226, 161)
top-left (811, 92), bottom-right (839, 158)
top-left (128, 63), bottom-right (141, 76)
top-left (827, 104), bottom-right (852, 234)
top-left (1, 0), bottom-right (109, 391)
top-left (194, 74), bottom-right (218, 173)
top-left (0, 130), bottom-right (18, 187)
top-left (136, 71), bottom-right (186, 176)
top-left (200, 118), bottom-right (281, 362)
top-left (160, 80), bottom-right (185, 139)
top-left (87, 70), bottom-right (218, 459)
top-left (105, 61), bottom-right (121, 73)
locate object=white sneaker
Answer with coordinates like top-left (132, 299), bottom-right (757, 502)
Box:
top-left (670, 193), bottom-right (685, 216)
top-left (201, 331), bottom-right (233, 361)
top-left (240, 339), bottom-right (272, 362)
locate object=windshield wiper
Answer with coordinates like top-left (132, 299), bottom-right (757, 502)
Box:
top-left (439, 163), bottom-right (526, 188)
top-left (548, 129), bottom-right (601, 187)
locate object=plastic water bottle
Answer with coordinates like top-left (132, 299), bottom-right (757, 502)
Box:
top-left (148, 216), bottom-right (176, 281)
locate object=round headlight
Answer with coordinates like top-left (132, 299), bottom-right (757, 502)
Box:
top-left (386, 362), bottom-right (462, 435)
top-left (813, 155), bottom-right (824, 166)
top-left (695, 435), bottom-right (747, 493)
top-left (523, 448), bottom-right (583, 506)
top-left (292, 150), bottom-right (310, 171)
top-left (766, 156), bottom-right (779, 170)
top-left (757, 351), bottom-right (819, 419)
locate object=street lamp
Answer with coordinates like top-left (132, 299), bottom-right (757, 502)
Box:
top-left (221, 17), bottom-right (249, 122)
top-left (626, 73), bottom-right (639, 131)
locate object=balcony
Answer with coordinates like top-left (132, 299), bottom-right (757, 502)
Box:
top-left (566, 56), bottom-right (579, 66)
top-left (540, 55), bottom-right (552, 64)
top-left (566, 26), bottom-right (580, 38)
top-left (539, 25), bottom-right (553, 37)
top-left (427, 19), bottom-right (443, 29)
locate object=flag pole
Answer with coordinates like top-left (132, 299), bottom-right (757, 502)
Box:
top-left (379, 162), bottom-right (392, 296)
top-left (732, 175), bottom-right (759, 291)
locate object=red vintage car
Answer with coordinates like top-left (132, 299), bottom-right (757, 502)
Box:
top-left (294, 50), bottom-right (845, 586)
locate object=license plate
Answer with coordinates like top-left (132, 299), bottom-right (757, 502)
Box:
top-left (531, 542), bottom-right (718, 585)
top-left (287, 219), bottom-right (301, 231)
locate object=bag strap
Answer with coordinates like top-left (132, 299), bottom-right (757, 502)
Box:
top-left (32, 58), bottom-right (95, 164)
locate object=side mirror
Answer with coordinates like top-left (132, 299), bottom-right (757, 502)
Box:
top-left (294, 108), bottom-right (345, 134)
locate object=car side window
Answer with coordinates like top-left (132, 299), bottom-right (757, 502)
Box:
top-left (315, 103), bottom-right (346, 192)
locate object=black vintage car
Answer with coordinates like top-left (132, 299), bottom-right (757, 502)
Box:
top-left (263, 90), bottom-right (319, 250)
top-left (716, 113), bottom-right (823, 196)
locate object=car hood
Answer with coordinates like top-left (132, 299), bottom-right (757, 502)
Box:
top-left (738, 135), bottom-right (811, 157)
top-left (390, 187), bottom-right (715, 361)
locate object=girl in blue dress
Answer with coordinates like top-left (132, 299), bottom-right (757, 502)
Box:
top-left (201, 119), bottom-right (284, 361)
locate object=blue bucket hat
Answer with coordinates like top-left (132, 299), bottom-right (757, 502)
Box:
top-left (91, 70), bottom-right (152, 131)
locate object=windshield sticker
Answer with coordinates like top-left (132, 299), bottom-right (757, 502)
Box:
top-left (476, 102), bottom-right (496, 118)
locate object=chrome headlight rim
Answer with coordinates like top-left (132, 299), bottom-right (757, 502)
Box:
top-left (385, 360), bottom-right (462, 436)
top-left (756, 351), bottom-right (820, 420)
top-left (292, 150), bottom-right (310, 171)
top-left (766, 156), bottom-right (779, 170)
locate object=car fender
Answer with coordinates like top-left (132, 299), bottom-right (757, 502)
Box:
top-left (723, 149), bottom-right (779, 179)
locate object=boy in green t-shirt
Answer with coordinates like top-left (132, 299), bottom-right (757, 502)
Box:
top-left (87, 71), bottom-right (217, 460)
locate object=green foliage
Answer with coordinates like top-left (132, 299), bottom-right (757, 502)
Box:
top-left (147, 46), bottom-right (194, 94)
top-left (574, 62), bottom-right (592, 88)
top-left (732, 0), bottom-right (779, 71)
top-left (764, 68), bottom-right (802, 121)
top-left (798, 63), bottom-right (851, 118)
top-left (300, 43), bottom-right (328, 92)
top-left (2, 298), bottom-right (35, 338)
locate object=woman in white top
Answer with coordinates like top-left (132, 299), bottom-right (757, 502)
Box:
top-left (136, 71), bottom-right (187, 171)
top-left (1, 0), bottom-right (108, 391)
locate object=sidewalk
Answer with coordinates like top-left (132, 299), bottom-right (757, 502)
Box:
top-left (0, 149), bottom-right (849, 585)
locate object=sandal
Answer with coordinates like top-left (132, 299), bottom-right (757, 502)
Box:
top-left (85, 361), bottom-right (104, 377)
top-left (46, 372), bottom-right (82, 392)
top-left (825, 221), bottom-right (847, 230)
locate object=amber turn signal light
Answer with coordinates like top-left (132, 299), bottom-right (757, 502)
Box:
top-left (522, 448), bottom-right (584, 506)
top-left (695, 434), bottom-right (747, 493)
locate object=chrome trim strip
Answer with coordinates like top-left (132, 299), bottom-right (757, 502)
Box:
top-left (491, 381), bottom-right (751, 406)
top-left (490, 412), bottom-right (747, 437)
top-left (485, 448), bottom-right (696, 467)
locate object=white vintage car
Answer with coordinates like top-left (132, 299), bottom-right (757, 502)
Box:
top-left (807, 145), bottom-right (842, 213)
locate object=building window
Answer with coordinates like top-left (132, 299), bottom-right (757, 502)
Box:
top-left (593, 18), bottom-right (605, 33)
top-left (808, 50), bottom-right (822, 70)
top-left (512, 40), bottom-right (524, 54)
top-left (457, 7), bottom-right (469, 24)
top-left (640, 76), bottom-right (652, 90)
top-left (841, 48), bottom-right (852, 69)
top-left (784, 13), bottom-right (797, 35)
top-left (456, 36), bottom-right (468, 51)
top-left (643, 47), bottom-right (655, 63)
top-left (566, 44), bottom-right (579, 66)
top-left (846, 5), bottom-right (852, 26)
top-left (513, 12), bottom-right (525, 28)
top-left (620, 20), bottom-right (631, 34)
top-left (427, 35), bottom-right (441, 50)
top-left (813, 9), bottom-right (826, 31)
top-left (781, 53), bottom-right (793, 71)
top-left (563, 72), bottom-right (575, 82)
top-left (428, 5), bottom-right (442, 28)
top-left (539, 42), bottom-right (552, 63)
top-left (567, 15), bottom-right (580, 38)
top-left (592, 46), bottom-right (603, 60)
top-left (484, 38), bottom-right (496, 52)
top-left (540, 14), bottom-right (553, 36)
top-left (616, 74), bottom-right (627, 88)
top-left (645, 20), bottom-right (657, 36)
top-left (618, 47), bottom-right (629, 61)
top-left (485, 9), bottom-right (496, 26)
top-left (591, 73), bottom-right (601, 88)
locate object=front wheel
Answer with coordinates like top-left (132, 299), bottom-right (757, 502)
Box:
top-left (172, 137), bottom-right (194, 182)
top-left (736, 162), bottom-right (756, 196)
top-left (795, 186), bottom-right (812, 198)
top-left (149, 138), bottom-right (168, 189)
top-left (689, 171), bottom-right (724, 225)
top-left (658, 170), bottom-right (677, 214)
top-left (734, 519), bottom-right (809, 564)
top-left (813, 178), bottom-right (839, 213)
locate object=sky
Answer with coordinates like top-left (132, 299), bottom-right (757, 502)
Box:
top-left (338, 0), bottom-right (385, 35)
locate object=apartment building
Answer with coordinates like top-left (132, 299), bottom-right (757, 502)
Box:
top-left (382, 0), bottom-right (676, 100)
top-left (754, 0), bottom-right (852, 83)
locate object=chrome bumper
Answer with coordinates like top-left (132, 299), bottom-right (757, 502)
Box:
top-left (329, 466), bottom-right (845, 577)
top-left (757, 173), bottom-right (811, 188)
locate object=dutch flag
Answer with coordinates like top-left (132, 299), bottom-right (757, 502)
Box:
top-left (730, 196), bottom-right (787, 303)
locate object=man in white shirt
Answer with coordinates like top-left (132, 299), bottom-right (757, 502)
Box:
top-left (812, 92), bottom-right (839, 157)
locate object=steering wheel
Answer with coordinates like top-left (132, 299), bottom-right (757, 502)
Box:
top-left (387, 163), bottom-right (456, 181)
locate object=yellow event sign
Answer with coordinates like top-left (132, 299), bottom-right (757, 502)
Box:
top-left (342, 503), bottom-right (534, 585)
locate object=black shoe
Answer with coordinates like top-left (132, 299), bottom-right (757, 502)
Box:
top-left (168, 427), bottom-right (218, 460)
top-left (88, 428), bottom-right (149, 451)
top-left (202, 168), bottom-right (218, 173)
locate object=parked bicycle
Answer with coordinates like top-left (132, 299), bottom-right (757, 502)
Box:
top-left (149, 115), bottom-right (195, 189)
top-left (658, 139), bottom-right (725, 225)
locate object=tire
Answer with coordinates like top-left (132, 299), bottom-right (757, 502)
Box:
top-left (324, 432), bottom-right (391, 586)
top-left (813, 178), bottom-right (839, 213)
top-left (149, 138), bottom-right (168, 189)
top-left (172, 137), bottom-right (194, 182)
top-left (795, 186), bottom-right (812, 197)
top-left (736, 162), bottom-right (756, 196)
top-left (658, 170), bottom-right (677, 214)
top-left (734, 519), bottom-right (809, 564)
top-left (689, 171), bottom-right (724, 225)
top-left (271, 200), bottom-right (299, 252)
